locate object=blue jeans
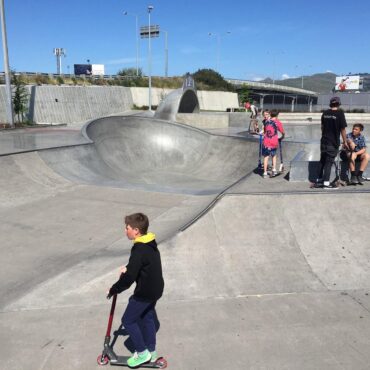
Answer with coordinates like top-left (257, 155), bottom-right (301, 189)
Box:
top-left (122, 296), bottom-right (158, 353)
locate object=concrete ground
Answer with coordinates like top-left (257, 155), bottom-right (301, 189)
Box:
top-left (1, 116), bottom-right (370, 370)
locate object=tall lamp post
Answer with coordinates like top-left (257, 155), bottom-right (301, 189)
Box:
top-left (0, 0), bottom-right (14, 127)
top-left (140, 6), bottom-right (159, 111)
top-left (208, 31), bottom-right (231, 72)
top-left (163, 30), bottom-right (168, 77)
top-left (147, 5), bottom-right (153, 111)
top-left (123, 11), bottom-right (139, 76)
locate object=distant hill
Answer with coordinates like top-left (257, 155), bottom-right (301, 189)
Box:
top-left (261, 72), bottom-right (337, 94)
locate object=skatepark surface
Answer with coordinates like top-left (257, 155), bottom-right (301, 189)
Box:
top-left (1, 114), bottom-right (370, 370)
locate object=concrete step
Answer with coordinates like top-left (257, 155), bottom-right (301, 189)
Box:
top-left (289, 151), bottom-right (369, 182)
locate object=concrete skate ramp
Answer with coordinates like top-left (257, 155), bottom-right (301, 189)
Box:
top-left (163, 194), bottom-right (370, 299)
top-left (40, 116), bottom-right (258, 194)
top-left (154, 88), bottom-right (199, 121)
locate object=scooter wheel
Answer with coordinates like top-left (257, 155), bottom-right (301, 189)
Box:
top-left (97, 354), bottom-right (109, 365)
top-left (155, 357), bottom-right (168, 369)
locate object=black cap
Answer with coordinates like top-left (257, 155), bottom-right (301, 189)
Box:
top-left (330, 96), bottom-right (341, 105)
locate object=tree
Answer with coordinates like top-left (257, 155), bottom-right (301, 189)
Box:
top-left (238, 86), bottom-right (251, 104)
top-left (12, 72), bottom-right (29, 123)
top-left (192, 68), bottom-right (235, 91)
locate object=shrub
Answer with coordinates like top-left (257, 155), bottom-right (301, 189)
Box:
top-left (56, 76), bottom-right (64, 85)
top-left (11, 72), bottom-right (29, 123)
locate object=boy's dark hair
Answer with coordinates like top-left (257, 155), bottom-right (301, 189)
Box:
top-left (270, 109), bottom-right (280, 118)
top-left (353, 123), bottom-right (364, 131)
top-left (125, 213), bottom-right (149, 234)
top-left (263, 109), bottom-right (270, 114)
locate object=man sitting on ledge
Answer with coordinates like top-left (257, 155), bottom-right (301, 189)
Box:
top-left (342, 123), bottom-right (369, 184)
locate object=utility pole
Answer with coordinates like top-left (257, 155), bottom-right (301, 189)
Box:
top-left (0, 0), bottom-right (14, 127)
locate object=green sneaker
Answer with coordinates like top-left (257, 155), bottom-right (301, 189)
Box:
top-left (150, 351), bottom-right (157, 362)
top-left (127, 350), bottom-right (151, 368)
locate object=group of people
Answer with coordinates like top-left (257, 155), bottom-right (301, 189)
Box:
top-left (248, 97), bottom-right (368, 188)
top-left (317, 96), bottom-right (369, 189)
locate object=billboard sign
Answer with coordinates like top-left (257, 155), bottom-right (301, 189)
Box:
top-left (74, 64), bottom-right (105, 76)
top-left (74, 64), bottom-right (92, 75)
top-left (335, 75), bottom-right (363, 91)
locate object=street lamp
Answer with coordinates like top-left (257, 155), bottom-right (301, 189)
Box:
top-left (123, 11), bottom-right (139, 76)
top-left (162, 30), bottom-right (168, 77)
top-left (208, 31), bottom-right (231, 72)
top-left (147, 5), bottom-right (153, 111)
top-left (0, 0), bottom-right (14, 127)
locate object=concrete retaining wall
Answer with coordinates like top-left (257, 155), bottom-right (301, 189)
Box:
top-left (33, 86), bottom-right (133, 124)
top-left (0, 85), bottom-right (133, 125)
top-left (130, 87), bottom-right (173, 108)
top-left (0, 85), bottom-right (239, 125)
top-left (197, 90), bottom-right (239, 111)
top-left (131, 87), bottom-right (239, 111)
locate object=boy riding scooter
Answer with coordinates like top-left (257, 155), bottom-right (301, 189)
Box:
top-left (105, 213), bottom-right (164, 368)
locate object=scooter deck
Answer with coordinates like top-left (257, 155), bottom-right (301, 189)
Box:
top-left (110, 356), bottom-right (167, 368)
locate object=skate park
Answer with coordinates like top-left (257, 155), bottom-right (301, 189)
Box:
top-left (1, 84), bottom-right (370, 370)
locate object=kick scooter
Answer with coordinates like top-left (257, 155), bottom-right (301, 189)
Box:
top-left (97, 294), bottom-right (168, 368)
top-left (278, 137), bottom-right (284, 173)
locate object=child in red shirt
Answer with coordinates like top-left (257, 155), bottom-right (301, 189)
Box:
top-left (262, 109), bottom-right (285, 177)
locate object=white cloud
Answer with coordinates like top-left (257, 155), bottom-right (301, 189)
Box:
top-left (281, 74), bottom-right (290, 80)
top-left (326, 70), bottom-right (333, 73)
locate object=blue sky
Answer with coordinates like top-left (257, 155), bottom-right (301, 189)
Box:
top-left (1, 0), bottom-right (370, 80)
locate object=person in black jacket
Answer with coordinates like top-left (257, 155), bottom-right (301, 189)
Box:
top-left (107, 213), bottom-right (164, 368)
top-left (317, 96), bottom-right (348, 189)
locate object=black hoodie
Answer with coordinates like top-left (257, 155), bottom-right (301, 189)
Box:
top-left (109, 233), bottom-right (164, 301)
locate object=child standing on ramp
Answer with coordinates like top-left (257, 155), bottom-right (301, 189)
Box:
top-left (262, 109), bottom-right (285, 178)
top-left (107, 213), bottom-right (164, 368)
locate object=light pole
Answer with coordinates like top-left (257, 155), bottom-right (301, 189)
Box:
top-left (163, 30), bottom-right (168, 77)
top-left (123, 11), bottom-right (139, 76)
top-left (208, 31), bottom-right (231, 72)
top-left (53, 48), bottom-right (66, 74)
top-left (148, 5), bottom-right (153, 111)
top-left (0, 0), bottom-right (14, 127)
